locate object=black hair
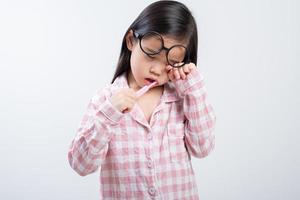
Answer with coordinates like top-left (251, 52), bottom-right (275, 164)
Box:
top-left (111, 0), bottom-right (198, 83)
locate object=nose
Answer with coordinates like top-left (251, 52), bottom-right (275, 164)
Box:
top-left (149, 62), bottom-right (166, 76)
top-left (149, 57), bottom-right (168, 76)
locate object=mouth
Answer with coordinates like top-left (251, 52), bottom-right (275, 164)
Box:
top-left (145, 78), bottom-right (157, 85)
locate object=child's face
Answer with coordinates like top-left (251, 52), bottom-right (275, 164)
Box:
top-left (126, 30), bottom-right (187, 89)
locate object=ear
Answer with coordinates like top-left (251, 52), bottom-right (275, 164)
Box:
top-left (125, 29), bottom-right (136, 51)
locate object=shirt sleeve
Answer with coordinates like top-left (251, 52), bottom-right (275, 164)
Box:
top-left (68, 86), bottom-right (124, 176)
top-left (173, 68), bottom-right (216, 158)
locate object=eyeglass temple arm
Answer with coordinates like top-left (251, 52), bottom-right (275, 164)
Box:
top-left (133, 31), bottom-right (140, 38)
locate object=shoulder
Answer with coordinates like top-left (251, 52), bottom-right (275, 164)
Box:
top-left (90, 73), bottom-right (127, 102)
top-left (89, 84), bottom-right (112, 105)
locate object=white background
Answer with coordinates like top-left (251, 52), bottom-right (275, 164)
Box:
top-left (0, 0), bottom-right (299, 199)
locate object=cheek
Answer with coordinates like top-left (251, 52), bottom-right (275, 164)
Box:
top-left (161, 73), bottom-right (170, 84)
top-left (131, 47), bottom-right (143, 65)
top-left (131, 48), bottom-right (149, 67)
top-left (130, 52), bottom-right (145, 76)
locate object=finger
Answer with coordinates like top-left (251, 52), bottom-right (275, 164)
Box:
top-left (122, 98), bottom-right (135, 113)
top-left (166, 65), bottom-right (172, 72)
top-left (121, 101), bottom-right (129, 112)
top-left (122, 89), bottom-right (136, 100)
top-left (166, 65), bottom-right (176, 80)
top-left (122, 108), bottom-right (129, 113)
top-left (167, 69), bottom-right (175, 81)
top-left (125, 96), bottom-right (136, 106)
top-left (173, 68), bottom-right (180, 80)
top-left (179, 67), bottom-right (186, 79)
top-left (188, 63), bottom-right (196, 71)
top-left (183, 64), bottom-right (190, 73)
top-left (128, 89), bottom-right (138, 100)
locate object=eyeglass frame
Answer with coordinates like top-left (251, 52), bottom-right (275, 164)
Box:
top-left (133, 30), bottom-right (190, 68)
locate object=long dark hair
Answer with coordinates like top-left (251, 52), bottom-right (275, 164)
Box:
top-left (111, 0), bottom-right (198, 83)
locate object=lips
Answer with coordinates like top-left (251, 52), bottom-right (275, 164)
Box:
top-left (145, 78), bottom-right (155, 83)
top-left (145, 78), bottom-right (158, 86)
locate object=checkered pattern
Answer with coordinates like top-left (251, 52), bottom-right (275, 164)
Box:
top-left (68, 68), bottom-right (216, 199)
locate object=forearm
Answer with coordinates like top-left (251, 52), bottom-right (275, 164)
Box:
top-left (174, 68), bottom-right (216, 158)
top-left (68, 88), bottom-right (124, 176)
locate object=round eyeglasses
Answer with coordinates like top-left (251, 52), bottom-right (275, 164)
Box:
top-left (133, 31), bottom-right (190, 68)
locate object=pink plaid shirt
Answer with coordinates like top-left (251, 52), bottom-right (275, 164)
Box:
top-left (68, 68), bottom-right (216, 200)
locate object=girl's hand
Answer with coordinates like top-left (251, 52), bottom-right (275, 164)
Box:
top-left (109, 88), bottom-right (137, 113)
top-left (166, 62), bottom-right (197, 81)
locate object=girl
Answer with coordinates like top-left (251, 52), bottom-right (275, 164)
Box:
top-left (68, 1), bottom-right (216, 199)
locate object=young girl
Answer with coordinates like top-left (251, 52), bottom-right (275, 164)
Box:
top-left (68, 1), bottom-right (216, 199)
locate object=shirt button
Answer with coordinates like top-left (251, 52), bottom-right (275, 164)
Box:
top-left (148, 187), bottom-right (156, 196)
top-left (147, 160), bottom-right (153, 168)
top-left (147, 134), bottom-right (153, 140)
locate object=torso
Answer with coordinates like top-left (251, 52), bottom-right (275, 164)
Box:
top-left (137, 86), bottom-right (163, 123)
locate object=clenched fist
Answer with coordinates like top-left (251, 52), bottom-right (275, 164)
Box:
top-left (109, 88), bottom-right (138, 113)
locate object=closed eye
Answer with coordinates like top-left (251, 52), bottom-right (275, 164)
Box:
top-left (146, 54), bottom-right (156, 59)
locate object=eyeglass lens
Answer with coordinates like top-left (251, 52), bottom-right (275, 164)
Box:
top-left (140, 32), bottom-right (187, 68)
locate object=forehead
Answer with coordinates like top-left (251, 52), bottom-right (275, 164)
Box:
top-left (161, 35), bottom-right (188, 48)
